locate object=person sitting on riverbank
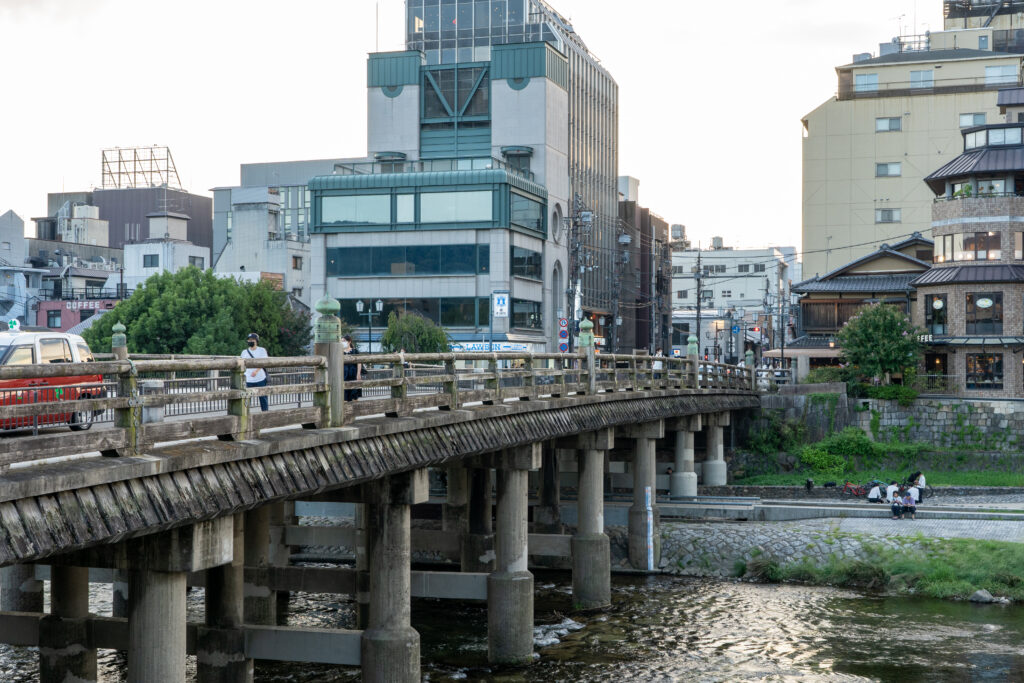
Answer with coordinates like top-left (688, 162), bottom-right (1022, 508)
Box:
top-left (867, 483), bottom-right (882, 503)
top-left (891, 496), bottom-right (903, 520)
top-left (885, 481), bottom-right (899, 504)
top-left (901, 491), bottom-right (917, 520)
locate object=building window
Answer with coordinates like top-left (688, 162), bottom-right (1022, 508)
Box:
top-left (396, 194), bottom-right (415, 223)
top-left (966, 292), bottom-right (1003, 334)
top-left (188, 256), bottom-right (205, 269)
top-left (722, 290), bottom-right (732, 298)
top-left (964, 232), bottom-right (1001, 260)
top-left (754, 264), bottom-right (766, 273)
top-left (1015, 232), bottom-right (1023, 259)
top-left (965, 131), bottom-right (988, 149)
top-left (989, 129), bottom-right (1023, 146)
top-left (960, 113), bottom-right (986, 128)
top-left (291, 288), bottom-right (303, 299)
top-left (326, 244), bottom-right (490, 276)
top-left (738, 264), bottom-right (750, 273)
top-left (512, 299), bottom-right (542, 330)
top-left (925, 294), bottom-right (947, 335)
top-left (875, 117), bottom-right (902, 132)
top-left (700, 289), bottom-right (712, 299)
top-left (510, 247), bottom-right (543, 280)
top-left (321, 194), bottom-right (392, 225)
top-left (986, 64), bottom-right (1017, 86)
top-left (510, 193), bottom-right (545, 233)
top-left (143, 254), bottom-right (159, 268)
top-left (292, 256), bottom-right (303, 270)
top-left (910, 69), bottom-right (933, 89)
top-left (875, 208), bottom-right (902, 223)
top-left (978, 178), bottom-right (1007, 194)
top-left (966, 353), bottom-right (1003, 390)
top-left (854, 73), bottom-right (878, 93)
top-left (876, 162), bottom-right (901, 177)
top-left (980, 35), bottom-right (990, 50)
top-left (46, 310), bottom-right (61, 329)
top-left (420, 191), bottom-right (493, 223)
top-left (677, 290), bottom-right (688, 299)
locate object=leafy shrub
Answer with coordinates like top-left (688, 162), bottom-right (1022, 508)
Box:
top-left (746, 414), bottom-right (807, 455)
top-left (801, 367), bottom-right (849, 385)
top-left (797, 445), bottom-right (846, 475)
top-left (863, 384), bottom-right (919, 407)
top-left (819, 427), bottom-right (873, 458)
top-left (746, 556), bottom-right (782, 583)
top-left (733, 560), bottom-right (748, 578)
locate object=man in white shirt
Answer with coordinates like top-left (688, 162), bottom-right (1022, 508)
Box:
top-left (867, 484), bottom-right (882, 503)
top-left (885, 481), bottom-right (899, 504)
top-left (242, 333), bottom-right (269, 412)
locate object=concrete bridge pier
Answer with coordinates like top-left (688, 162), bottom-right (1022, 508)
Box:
top-left (534, 443), bottom-right (562, 534)
top-left (488, 444), bottom-right (541, 665)
top-left (443, 464), bottom-right (469, 535)
top-left (243, 506), bottom-right (275, 625)
top-left (1, 563), bottom-right (43, 612)
top-left (669, 416), bottom-right (702, 497)
top-left (461, 466), bottom-right (494, 573)
top-left (568, 429), bottom-right (614, 609)
top-left (198, 513), bottom-right (253, 683)
top-left (269, 501), bottom-right (293, 620)
top-left (40, 565), bottom-right (96, 683)
top-left (360, 470), bottom-right (428, 683)
top-left (624, 421), bottom-right (665, 570)
top-left (703, 413), bottom-right (730, 486)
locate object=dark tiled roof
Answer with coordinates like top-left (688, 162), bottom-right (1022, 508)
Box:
top-left (786, 336), bottom-right (837, 349)
top-left (812, 247), bottom-right (931, 282)
top-left (841, 48), bottom-right (1014, 68)
top-left (998, 87), bottom-right (1024, 107)
top-left (925, 147), bottom-right (1024, 192)
top-left (792, 273), bottom-right (920, 294)
top-left (912, 264), bottom-right (1024, 285)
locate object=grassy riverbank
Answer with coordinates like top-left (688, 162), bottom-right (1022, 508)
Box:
top-left (734, 471), bottom-right (1024, 487)
top-left (744, 536), bottom-right (1024, 601)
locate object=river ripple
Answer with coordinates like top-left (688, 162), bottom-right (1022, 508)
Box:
top-left (1, 571), bottom-right (1021, 681)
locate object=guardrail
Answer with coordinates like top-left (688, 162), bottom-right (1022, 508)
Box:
top-left (0, 352), bottom-right (754, 469)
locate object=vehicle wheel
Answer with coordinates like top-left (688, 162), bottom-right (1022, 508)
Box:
top-left (69, 410), bottom-right (94, 431)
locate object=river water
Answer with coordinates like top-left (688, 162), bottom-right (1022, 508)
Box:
top-left (2, 571), bottom-right (1021, 681)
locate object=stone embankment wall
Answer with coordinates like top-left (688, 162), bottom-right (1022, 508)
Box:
top-left (698, 485), bottom-right (1024, 499)
top-left (607, 522), bottom-right (921, 578)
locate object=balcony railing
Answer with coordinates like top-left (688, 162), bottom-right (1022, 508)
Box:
top-left (839, 75), bottom-right (1021, 101)
top-left (39, 288), bottom-right (130, 301)
top-left (333, 157), bottom-right (535, 182)
top-left (933, 191), bottom-right (1024, 202)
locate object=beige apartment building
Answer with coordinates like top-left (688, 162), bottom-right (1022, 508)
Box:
top-left (802, 2), bottom-right (1024, 279)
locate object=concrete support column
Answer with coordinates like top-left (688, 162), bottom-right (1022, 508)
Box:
top-left (361, 472), bottom-right (424, 683)
top-left (268, 501), bottom-right (291, 622)
top-left (704, 413), bottom-right (729, 487)
top-left (628, 433), bottom-right (661, 571)
top-left (243, 505), bottom-right (275, 625)
top-left (461, 467), bottom-right (494, 572)
top-left (572, 448), bottom-right (610, 609)
top-left (488, 445), bottom-right (540, 665)
top-left (442, 464), bottom-right (469, 534)
top-left (670, 418), bottom-right (701, 498)
top-left (534, 445), bottom-right (562, 533)
top-left (128, 569), bottom-right (187, 682)
top-left (355, 503), bottom-right (370, 629)
top-left (40, 565), bottom-right (96, 683)
top-left (1, 563), bottom-right (43, 612)
top-left (112, 570), bottom-right (130, 618)
top-left (199, 513), bottom-right (252, 683)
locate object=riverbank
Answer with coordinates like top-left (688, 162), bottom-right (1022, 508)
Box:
top-left (629, 520), bottom-right (1024, 603)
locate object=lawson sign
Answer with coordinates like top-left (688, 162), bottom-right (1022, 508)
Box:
top-left (451, 342), bottom-right (531, 352)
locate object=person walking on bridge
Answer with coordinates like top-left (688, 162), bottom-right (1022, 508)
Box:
top-left (242, 332), bottom-right (269, 412)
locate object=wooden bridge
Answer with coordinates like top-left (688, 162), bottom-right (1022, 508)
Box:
top-left (0, 313), bottom-right (760, 682)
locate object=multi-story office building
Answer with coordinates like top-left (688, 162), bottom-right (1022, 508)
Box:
top-left (306, 42), bottom-right (568, 352)
top-left (802, 5), bottom-right (1023, 278)
top-left (407, 0), bottom-right (619, 322)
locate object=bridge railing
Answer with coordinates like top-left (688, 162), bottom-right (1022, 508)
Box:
top-left (0, 351), bottom-right (753, 468)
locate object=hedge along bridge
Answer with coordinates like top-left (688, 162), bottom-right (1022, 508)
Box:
top-left (0, 307), bottom-right (759, 683)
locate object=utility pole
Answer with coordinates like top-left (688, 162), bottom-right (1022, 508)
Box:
top-left (693, 246), bottom-right (703, 360)
top-left (779, 284), bottom-right (787, 381)
top-left (567, 192), bottom-right (590, 352)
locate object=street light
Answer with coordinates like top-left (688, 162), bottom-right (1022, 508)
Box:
top-left (355, 299), bottom-right (384, 352)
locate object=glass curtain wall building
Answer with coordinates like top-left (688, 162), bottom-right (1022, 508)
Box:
top-left (408, 0), bottom-right (619, 317)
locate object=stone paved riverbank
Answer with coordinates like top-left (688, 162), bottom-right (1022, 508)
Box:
top-left (607, 518), bottom-right (1024, 578)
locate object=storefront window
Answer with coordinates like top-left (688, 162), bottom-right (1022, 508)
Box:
top-left (925, 294), bottom-right (947, 335)
top-left (963, 232), bottom-right (1001, 261)
top-left (512, 298), bottom-right (542, 330)
top-left (965, 292), bottom-right (1003, 334)
top-left (966, 353), bottom-right (1003, 390)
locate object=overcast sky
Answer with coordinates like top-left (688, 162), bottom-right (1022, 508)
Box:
top-left (0, 0), bottom-right (941, 252)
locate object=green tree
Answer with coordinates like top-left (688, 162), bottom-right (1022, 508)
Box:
top-left (379, 311), bottom-right (450, 354)
top-left (83, 267), bottom-right (312, 357)
top-left (836, 303), bottom-right (923, 384)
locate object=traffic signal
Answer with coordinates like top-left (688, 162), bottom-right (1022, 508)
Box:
top-left (749, 326), bottom-right (761, 333)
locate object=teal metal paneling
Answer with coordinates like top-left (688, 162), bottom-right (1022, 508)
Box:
top-left (490, 42), bottom-right (568, 90)
top-left (420, 125), bottom-right (492, 159)
top-left (367, 51), bottom-right (423, 88)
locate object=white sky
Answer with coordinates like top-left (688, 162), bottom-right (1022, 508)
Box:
top-left (0, 0), bottom-right (942, 252)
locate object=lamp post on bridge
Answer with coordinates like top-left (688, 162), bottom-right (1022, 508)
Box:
top-left (356, 299), bottom-right (384, 353)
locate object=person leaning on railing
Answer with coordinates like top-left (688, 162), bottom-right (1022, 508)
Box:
top-left (242, 333), bottom-right (269, 412)
top-left (342, 335), bottom-right (362, 402)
